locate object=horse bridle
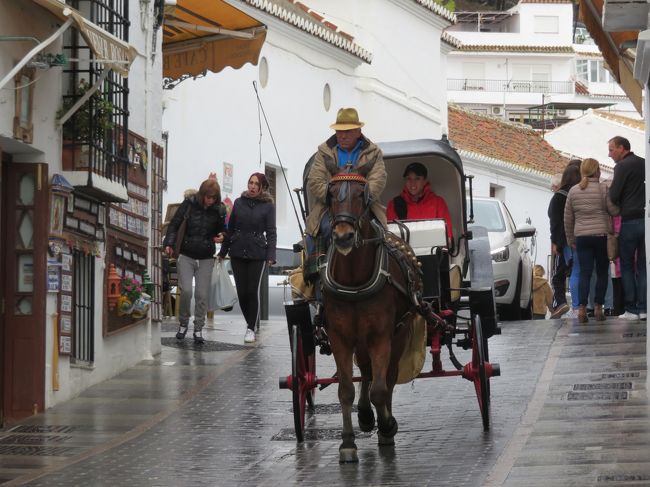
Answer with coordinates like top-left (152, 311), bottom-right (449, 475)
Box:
top-left (328, 173), bottom-right (373, 247)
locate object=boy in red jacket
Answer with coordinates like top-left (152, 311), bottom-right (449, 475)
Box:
top-left (386, 162), bottom-right (453, 242)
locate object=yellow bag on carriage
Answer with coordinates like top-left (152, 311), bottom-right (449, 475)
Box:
top-left (396, 314), bottom-right (427, 384)
top-left (288, 266), bottom-right (315, 302)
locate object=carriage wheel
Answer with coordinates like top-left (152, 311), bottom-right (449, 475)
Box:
top-left (291, 324), bottom-right (315, 442)
top-left (472, 315), bottom-right (490, 431)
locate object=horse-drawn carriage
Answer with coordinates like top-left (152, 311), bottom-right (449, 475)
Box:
top-left (279, 138), bottom-right (500, 463)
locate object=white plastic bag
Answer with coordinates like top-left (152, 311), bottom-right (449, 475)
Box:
top-left (208, 259), bottom-right (238, 312)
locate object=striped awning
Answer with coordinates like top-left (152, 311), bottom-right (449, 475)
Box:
top-left (162, 0), bottom-right (267, 82)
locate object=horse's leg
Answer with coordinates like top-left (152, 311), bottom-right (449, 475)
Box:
top-left (329, 333), bottom-right (358, 463)
top-left (368, 339), bottom-right (398, 446)
top-left (355, 350), bottom-right (375, 432)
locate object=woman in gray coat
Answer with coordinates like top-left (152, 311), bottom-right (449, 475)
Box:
top-left (564, 158), bottom-right (619, 323)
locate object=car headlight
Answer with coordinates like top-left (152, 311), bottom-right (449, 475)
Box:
top-left (491, 246), bottom-right (509, 262)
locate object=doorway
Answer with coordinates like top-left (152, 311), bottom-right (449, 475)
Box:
top-left (1, 159), bottom-right (48, 423)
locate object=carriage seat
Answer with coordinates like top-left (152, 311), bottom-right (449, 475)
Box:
top-left (386, 219), bottom-right (461, 302)
top-left (386, 219), bottom-right (447, 255)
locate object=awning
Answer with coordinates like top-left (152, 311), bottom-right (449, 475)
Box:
top-left (162, 0), bottom-right (267, 82)
top-left (580, 0), bottom-right (642, 115)
top-left (32, 0), bottom-right (137, 78)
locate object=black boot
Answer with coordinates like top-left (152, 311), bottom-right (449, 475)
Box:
top-left (176, 325), bottom-right (188, 340)
top-left (193, 330), bottom-right (205, 344)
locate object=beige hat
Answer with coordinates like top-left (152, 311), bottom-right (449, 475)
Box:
top-left (330, 107), bottom-right (365, 130)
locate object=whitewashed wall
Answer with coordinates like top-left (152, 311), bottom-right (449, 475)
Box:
top-left (463, 154), bottom-right (553, 266)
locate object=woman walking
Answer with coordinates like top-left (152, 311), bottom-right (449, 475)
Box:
top-left (164, 179), bottom-right (226, 343)
top-left (564, 158), bottom-right (619, 323)
top-left (219, 173), bottom-right (276, 343)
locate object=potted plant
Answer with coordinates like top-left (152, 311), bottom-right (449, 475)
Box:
top-left (58, 79), bottom-right (114, 169)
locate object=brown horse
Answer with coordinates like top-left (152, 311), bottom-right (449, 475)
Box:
top-left (321, 173), bottom-right (420, 463)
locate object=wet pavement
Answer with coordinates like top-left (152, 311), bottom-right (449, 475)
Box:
top-left (0, 314), bottom-right (647, 486)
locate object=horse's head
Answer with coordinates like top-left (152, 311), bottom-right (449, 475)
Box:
top-left (327, 173), bottom-right (371, 255)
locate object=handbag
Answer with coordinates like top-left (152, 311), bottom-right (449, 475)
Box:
top-left (207, 259), bottom-right (238, 312)
top-left (600, 183), bottom-right (618, 261)
top-left (173, 207), bottom-right (190, 258)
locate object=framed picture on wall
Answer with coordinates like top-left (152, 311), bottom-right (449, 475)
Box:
top-left (13, 67), bottom-right (35, 143)
top-left (60, 314), bottom-right (72, 334)
top-left (50, 194), bottom-right (65, 236)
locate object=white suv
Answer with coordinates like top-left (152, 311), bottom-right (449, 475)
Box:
top-left (470, 197), bottom-right (536, 321)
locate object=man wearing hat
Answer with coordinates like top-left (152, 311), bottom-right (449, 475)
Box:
top-left (305, 107), bottom-right (387, 240)
top-left (386, 162), bottom-right (453, 241)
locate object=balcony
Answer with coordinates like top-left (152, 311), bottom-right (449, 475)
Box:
top-left (447, 78), bottom-right (575, 94)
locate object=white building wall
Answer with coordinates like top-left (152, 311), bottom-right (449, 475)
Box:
top-left (463, 155), bottom-right (552, 265)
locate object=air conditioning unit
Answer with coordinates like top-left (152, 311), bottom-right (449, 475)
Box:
top-left (492, 106), bottom-right (502, 115)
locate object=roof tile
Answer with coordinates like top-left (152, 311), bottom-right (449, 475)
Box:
top-left (448, 105), bottom-right (569, 174)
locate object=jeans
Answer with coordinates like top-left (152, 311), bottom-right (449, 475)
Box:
top-left (551, 251), bottom-right (568, 307)
top-left (177, 255), bottom-right (214, 331)
top-left (563, 245), bottom-right (580, 308)
top-left (619, 218), bottom-right (646, 314)
top-left (588, 265), bottom-right (613, 310)
top-left (576, 236), bottom-right (609, 306)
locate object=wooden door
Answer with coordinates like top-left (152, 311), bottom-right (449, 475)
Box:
top-left (2, 162), bottom-right (47, 422)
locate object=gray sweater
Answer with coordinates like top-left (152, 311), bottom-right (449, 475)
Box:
top-left (564, 178), bottom-right (620, 247)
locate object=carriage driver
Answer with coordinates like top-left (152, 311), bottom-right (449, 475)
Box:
top-left (386, 162), bottom-right (453, 242)
top-left (304, 108), bottom-right (388, 323)
top-left (305, 107), bottom-right (388, 267)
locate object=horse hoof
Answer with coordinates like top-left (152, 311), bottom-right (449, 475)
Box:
top-left (358, 407), bottom-right (375, 432)
top-left (377, 433), bottom-right (395, 446)
top-left (378, 416), bottom-right (398, 443)
top-left (339, 448), bottom-right (359, 463)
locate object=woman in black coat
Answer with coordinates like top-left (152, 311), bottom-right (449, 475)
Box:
top-left (164, 178), bottom-right (226, 343)
top-left (218, 173), bottom-right (277, 343)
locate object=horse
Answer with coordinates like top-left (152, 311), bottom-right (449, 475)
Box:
top-left (320, 172), bottom-right (421, 463)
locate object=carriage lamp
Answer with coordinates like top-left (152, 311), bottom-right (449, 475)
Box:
top-left (107, 264), bottom-right (122, 311)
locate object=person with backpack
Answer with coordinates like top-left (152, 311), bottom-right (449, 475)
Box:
top-left (386, 162), bottom-right (453, 243)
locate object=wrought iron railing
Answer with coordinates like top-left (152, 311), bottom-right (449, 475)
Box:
top-left (61, 0), bottom-right (130, 199)
top-left (447, 78), bottom-right (574, 94)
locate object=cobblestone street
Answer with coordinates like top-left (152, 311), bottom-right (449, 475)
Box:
top-left (0, 315), bottom-right (647, 486)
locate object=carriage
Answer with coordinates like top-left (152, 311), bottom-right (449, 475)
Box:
top-left (279, 138), bottom-right (500, 459)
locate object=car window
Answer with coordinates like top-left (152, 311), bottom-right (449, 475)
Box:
top-left (472, 200), bottom-right (506, 232)
top-left (501, 202), bottom-right (518, 231)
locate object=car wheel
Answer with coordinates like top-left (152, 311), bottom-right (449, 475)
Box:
top-left (499, 264), bottom-right (522, 321)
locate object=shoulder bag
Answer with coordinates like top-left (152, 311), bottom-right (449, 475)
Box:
top-left (173, 206), bottom-right (191, 258)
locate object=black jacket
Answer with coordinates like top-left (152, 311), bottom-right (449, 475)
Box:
top-left (609, 151), bottom-right (645, 221)
top-left (548, 185), bottom-right (570, 248)
top-left (163, 196), bottom-right (226, 260)
top-left (219, 193), bottom-right (277, 262)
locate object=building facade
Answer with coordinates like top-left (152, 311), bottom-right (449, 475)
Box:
top-left (0, 0), bottom-right (165, 423)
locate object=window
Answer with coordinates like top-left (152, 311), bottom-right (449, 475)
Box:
top-left (511, 64), bottom-right (550, 91)
top-left (534, 16), bottom-right (559, 34)
top-left (577, 59), bottom-right (612, 83)
top-left (72, 249), bottom-right (94, 363)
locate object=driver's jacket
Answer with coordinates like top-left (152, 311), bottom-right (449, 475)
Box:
top-left (305, 133), bottom-right (387, 236)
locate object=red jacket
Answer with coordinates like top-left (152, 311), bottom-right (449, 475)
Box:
top-left (386, 183), bottom-right (453, 239)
